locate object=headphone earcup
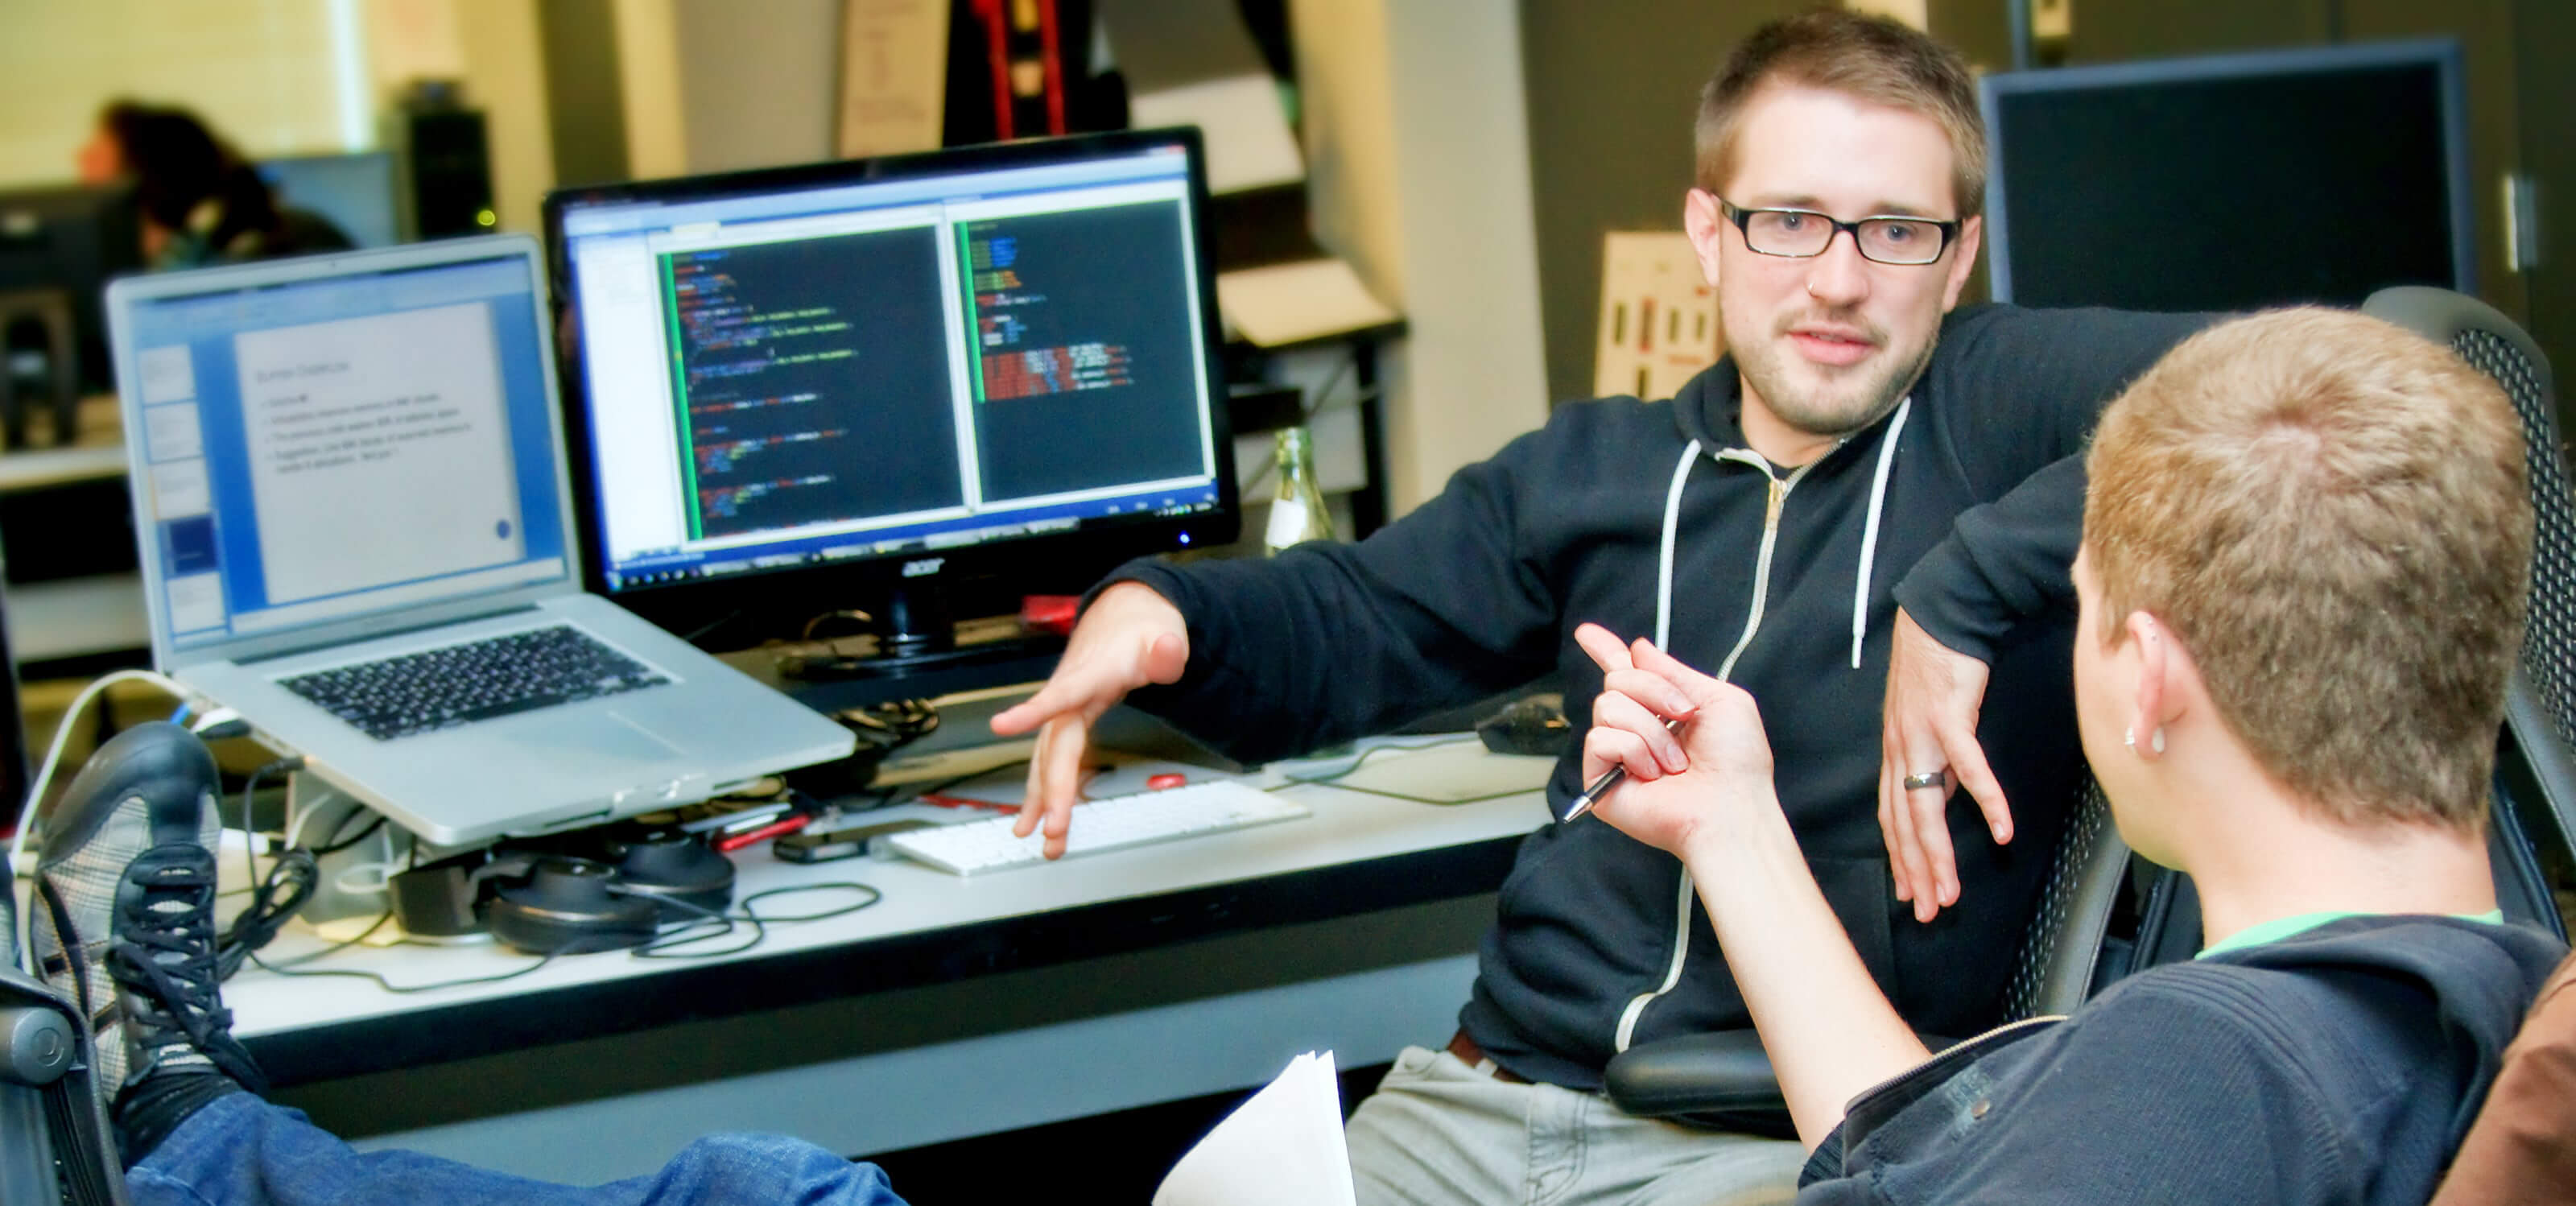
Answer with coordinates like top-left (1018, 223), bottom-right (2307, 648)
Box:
top-left (605, 828), bottom-right (736, 918)
top-left (484, 857), bottom-right (661, 955)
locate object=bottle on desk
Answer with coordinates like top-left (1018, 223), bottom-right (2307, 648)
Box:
top-left (1263, 425), bottom-right (1338, 556)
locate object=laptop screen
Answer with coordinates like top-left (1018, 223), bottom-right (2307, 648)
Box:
top-left (122, 250), bottom-right (569, 655)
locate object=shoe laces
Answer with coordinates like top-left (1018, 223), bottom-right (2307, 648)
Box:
top-left (105, 852), bottom-right (267, 1094)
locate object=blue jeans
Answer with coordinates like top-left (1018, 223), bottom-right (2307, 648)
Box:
top-left (129, 1093), bottom-right (911, 1206)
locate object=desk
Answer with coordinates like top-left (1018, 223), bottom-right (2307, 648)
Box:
top-left (227, 739), bottom-right (1557, 1182)
top-left (1, 396), bottom-right (148, 672)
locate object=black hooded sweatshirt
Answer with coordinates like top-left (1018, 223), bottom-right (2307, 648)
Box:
top-left (1797, 915), bottom-right (2570, 1204)
top-left (1113, 303), bottom-right (2211, 1089)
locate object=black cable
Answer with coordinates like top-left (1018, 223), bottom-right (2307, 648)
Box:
top-left (1272, 737), bottom-right (1479, 788)
top-left (246, 915), bottom-right (564, 994)
top-left (311, 813), bottom-right (387, 857)
top-left (219, 758), bottom-right (313, 981)
top-left (679, 609), bottom-right (746, 645)
top-left (630, 882), bottom-right (883, 960)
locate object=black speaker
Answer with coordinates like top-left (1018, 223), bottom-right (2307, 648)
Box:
top-left (402, 107), bottom-right (493, 239)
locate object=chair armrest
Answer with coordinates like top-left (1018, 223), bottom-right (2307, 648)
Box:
top-left (1603, 1030), bottom-right (1793, 1137)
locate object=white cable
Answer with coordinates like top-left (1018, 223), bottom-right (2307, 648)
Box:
top-left (10, 668), bottom-right (193, 968)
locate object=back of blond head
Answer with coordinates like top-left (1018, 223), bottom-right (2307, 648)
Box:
top-left (2085, 308), bottom-right (2529, 832)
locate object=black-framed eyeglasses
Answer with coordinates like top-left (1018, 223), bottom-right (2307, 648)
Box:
top-left (1717, 198), bottom-right (1959, 266)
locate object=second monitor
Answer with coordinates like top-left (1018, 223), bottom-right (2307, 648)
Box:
top-left (546, 130), bottom-right (1238, 675)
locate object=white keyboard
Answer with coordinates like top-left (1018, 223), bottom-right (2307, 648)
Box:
top-left (885, 780), bottom-right (1311, 876)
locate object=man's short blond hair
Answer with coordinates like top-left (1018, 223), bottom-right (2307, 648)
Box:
top-left (2085, 308), bottom-right (2530, 833)
top-left (1694, 9), bottom-right (1988, 217)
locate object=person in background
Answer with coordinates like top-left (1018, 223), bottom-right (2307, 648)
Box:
top-left (76, 101), bottom-right (350, 269)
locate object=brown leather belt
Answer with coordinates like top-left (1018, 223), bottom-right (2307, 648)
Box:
top-left (1447, 1029), bottom-right (1530, 1084)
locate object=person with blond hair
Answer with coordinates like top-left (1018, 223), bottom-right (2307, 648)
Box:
top-left (1578, 307), bottom-right (2566, 1204)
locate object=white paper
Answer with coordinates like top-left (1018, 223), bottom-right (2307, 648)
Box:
top-left (1216, 258), bottom-right (1398, 349)
top-left (836, 0), bottom-right (949, 158)
top-left (1154, 1051), bottom-right (1356, 1206)
top-left (1129, 74), bottom-right (1306, 195)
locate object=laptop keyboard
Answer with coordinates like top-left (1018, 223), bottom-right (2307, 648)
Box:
top-left (279, 625), bottom-right (671, 741)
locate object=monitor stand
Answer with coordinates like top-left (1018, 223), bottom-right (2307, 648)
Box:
top-left (774, 577), bottom-right (1066, 706)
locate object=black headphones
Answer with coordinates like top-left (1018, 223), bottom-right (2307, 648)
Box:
top-left (480, 857), bottom-right (662, 955)
top-left (416, 827), bottom-right (741, 955)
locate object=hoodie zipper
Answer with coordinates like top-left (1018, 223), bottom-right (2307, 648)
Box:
top-left (1614, 449), bottom-right (1818, 1054)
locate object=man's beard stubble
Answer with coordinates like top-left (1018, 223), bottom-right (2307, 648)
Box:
top-left (1732, 310), bottom-right (1938, 441)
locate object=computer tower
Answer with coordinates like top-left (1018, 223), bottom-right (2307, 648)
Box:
top-left (400, 108), bottom-right (495, 239)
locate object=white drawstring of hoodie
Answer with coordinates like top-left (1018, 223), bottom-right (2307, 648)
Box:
top-left (1649, 396), bottom-right (1912, 670)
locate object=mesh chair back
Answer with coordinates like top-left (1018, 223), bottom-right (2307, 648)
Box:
top-left (2363, 287), bottom-right (2575, 749)
top-left (2002, 776), bottom-right (2132, 1019)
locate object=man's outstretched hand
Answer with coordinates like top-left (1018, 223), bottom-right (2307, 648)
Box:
top-left (1877, 608), bottom-right (2012, 923)
top-left (990, 582), bottom-right (1189, 858)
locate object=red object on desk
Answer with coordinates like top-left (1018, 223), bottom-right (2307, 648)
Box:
top-left (1146, 773), bottom-right (1187, 791)
top-left (1021, 594), bottom-right (1080, 635)
top-left (714, 812), bottom-right (811, 853)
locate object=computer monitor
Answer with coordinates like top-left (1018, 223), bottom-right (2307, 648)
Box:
top-left (0, 183), bottom-right (142, 395)
top-left (544, 129), bottom-right (1238, 674)
top-left (255, 151), bottom-right (406, 248)
top-left (1982, 39), bottom-right (2473, 312)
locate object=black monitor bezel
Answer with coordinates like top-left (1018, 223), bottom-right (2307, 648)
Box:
top-left (539, 127), bottom-right (1240, 642)
top-left (1979, 36), bottom-right (2475, 307)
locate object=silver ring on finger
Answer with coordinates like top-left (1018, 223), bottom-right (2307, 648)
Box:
top-left (1901, 769), bottom-right (1950, 791)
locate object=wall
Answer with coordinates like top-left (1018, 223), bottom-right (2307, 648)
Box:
top-left (1516, 0), bottom-right (1814, 406)
top-left (594, 0), bottom-right (841, 180)
top-left (2513, 0), bottom-right (2576, 428)
top-left (671, 0), bottom-right (844, 174)
top-left (444, 0), bottom-right (557, 233)
top-left (1289, 0), bottom-right (1551, 510)
top-left (539, 0), bottom-right (634, 190)
top-left (0, 0), bottom-right (352, 187)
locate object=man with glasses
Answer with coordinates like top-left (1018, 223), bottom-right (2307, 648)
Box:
top-left (996, 10), bottom-right (2210, 1204)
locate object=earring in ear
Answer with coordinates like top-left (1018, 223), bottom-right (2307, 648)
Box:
top-left (2151, 727), bottom-right (2166, 754)
top-left (2124, 726), bottom-right (2136, 751)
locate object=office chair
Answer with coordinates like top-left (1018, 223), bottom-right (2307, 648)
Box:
top-left (0, 896), bottom-right (131, 1204)
top-left (2363, 287), bottom-right (2576, 753)
top-left (1604, 774), bottom-right (2132, 1134)
top-left (2124, 287), bottom-right (2576, 966)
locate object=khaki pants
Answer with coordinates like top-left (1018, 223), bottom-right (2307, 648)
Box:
top-left (1345, 1044), bottom-right (1806, 1206)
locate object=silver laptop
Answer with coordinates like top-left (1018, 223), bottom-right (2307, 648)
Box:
top-left (106, 235), bottom-right (854, 846)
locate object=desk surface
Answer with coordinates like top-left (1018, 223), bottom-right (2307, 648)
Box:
top-left (229, 739), bottom-right (1557, 1086)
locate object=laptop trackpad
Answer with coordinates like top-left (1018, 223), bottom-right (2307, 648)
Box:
top-left (510, 712), bottom-right (688, 762)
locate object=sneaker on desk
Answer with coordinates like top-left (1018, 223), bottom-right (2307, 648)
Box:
top-left (29, 721), bottom-right (260, 1105)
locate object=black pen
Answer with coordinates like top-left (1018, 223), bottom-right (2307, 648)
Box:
top-left (1559, 715), bottom-right (1685, 821)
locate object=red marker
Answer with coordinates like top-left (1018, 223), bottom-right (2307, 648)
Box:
top-left (714, 812), bottom-right (811, 853)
